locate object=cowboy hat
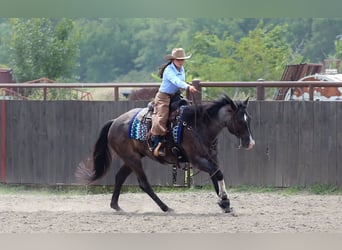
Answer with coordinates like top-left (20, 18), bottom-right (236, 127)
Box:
top-left (164, 48), bottom-right (192, 60)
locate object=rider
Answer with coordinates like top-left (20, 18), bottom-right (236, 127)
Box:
top-left (150, 48), bottom-right (198, 157)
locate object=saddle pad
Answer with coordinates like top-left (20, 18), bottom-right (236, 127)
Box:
top-left (128, 108), bottom-right (149, 141)
top-left (128, 106), bottom-right (187, 144)
top-left (172, 105), bottom-right (187, 144)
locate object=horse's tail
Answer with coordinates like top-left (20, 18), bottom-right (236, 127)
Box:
top-left (76, 119), bottom-right (114, 184)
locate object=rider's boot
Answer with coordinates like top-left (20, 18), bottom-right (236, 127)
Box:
top-left (149, 135), bottom-right (166, 157)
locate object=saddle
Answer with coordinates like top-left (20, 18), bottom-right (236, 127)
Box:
top-left (128, 93), bottom-right (190, 162)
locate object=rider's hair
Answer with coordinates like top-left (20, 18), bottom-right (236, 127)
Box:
top-left (157, 60), bottom-right (172, 79)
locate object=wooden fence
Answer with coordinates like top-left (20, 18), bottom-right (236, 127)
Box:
top-left (2, 80), bottom-right (342, 101)
top-left (1, 100), bottom-right (341, 187)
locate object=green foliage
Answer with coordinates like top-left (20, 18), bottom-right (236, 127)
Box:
top-left (285, 18), bottom-right (342, 62)
top-left (334, 39), bottom-right (342, 72)
top-left (132, 18), bottom-right (192, 72)
top-left (0, 21), bottom-right (11, 66)
top-left (75, 18), bottom-right (192, 82)
top-left (1, 17), bottom-right (342, 88)
top-left (308, 184), bottom-right (341, 195)
top-left (187, 21), bottom-right (301, 99)
top-left (9, 18), bottom-right (80, 82)
top-left (76, 18), bottom-right (138, 82)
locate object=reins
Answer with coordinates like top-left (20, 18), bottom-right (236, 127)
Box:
top-left (188, 90), bottom-right (199, 130)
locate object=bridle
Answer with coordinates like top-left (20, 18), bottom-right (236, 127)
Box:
top-left (226, 107), bottom-right (252, 149)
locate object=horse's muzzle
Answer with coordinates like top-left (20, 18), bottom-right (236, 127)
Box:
top-left (240, 136), bottom-right (255, 150)
top-left (239, 136), bottom-right (255, 150)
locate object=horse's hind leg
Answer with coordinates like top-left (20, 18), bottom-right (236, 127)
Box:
top-left (137, 174), bottom-right (171, 212)
top-left (110, 164), bottom-right (132, 211)
top-left (130, 160), bottom-right (171, 212)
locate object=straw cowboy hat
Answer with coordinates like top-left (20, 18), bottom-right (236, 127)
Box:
top-left (164, 48), bottom-right (192, 60)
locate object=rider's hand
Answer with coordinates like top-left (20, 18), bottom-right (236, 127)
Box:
top-left (188, 85), bottom-right (198, 93)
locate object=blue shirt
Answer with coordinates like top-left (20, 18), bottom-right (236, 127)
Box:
top-left (159, 63), bottom-right (189, 94)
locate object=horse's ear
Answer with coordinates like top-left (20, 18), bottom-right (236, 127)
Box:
top-left (225, 94), bottom-right (237, 111)
top-left (243, 97), bottom-right (250, 107)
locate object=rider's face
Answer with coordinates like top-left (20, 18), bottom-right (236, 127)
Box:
top-left (173, 59), bottom-right (185, 69)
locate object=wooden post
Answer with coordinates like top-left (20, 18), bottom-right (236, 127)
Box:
top-left (114, 87), bottom-right (119, 101)
top-left (43, 87), bottom-right (47, 101)
top-left (257, 78), bottom-right (265, 100)
top-left (309, 84), bottom-right (314, 101)
top-left (190, 79), bottom-right (202, 103)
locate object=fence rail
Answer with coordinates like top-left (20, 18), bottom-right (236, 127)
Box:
top-left (2, 80), bottom-right (342, 101)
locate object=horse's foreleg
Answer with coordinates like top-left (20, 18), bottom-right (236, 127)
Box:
top-left (212, 170), bottom-right (230, 213)
top-left (211, 176), bottom-right (219, 196)
top-left (194, 156), bottom-right (231, 213)
top-left (110, 165), bottom-right (132, 211)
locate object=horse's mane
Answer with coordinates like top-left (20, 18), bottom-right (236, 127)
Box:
top-left (181, 95), bottom-right (238, 126)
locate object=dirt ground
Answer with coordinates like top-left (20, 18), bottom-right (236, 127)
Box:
top-left (0, 191), bottom-right (341, 233)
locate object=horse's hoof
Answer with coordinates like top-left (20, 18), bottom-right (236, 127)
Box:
top-left (161, 205), bottom-right (173, 212)
top-left (218, 199), bottom-right (231, 213)
top-left (110, 203), bottom-right (122, 211)
top-left (223, 207), bottom-right (231, 213)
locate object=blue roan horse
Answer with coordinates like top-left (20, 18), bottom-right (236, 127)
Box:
top-left (76, 94), bottom-right (255, 213)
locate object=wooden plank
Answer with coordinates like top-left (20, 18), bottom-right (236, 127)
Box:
top-left (273, 102), bottom-right (288, 187)
top-left (220, 129), bottom-right (240, 186)
top-left (237, 101), bottom-right (260, 185)
top-left (40, 101), bottom-right (58, 184)
top-left (316, 102), bottom-right (337, 185)
top-left (0, 102), bottom-right (3, 182)
top-left (297, 101), bottom-right (314, 186)
top-left (3, 101), bottom-right (14, 183)
top-left (255, 101), bottom-right (278, 186)
top-left (284, 101), bottom-right (301, 186)
top-left (249, 101), bottom-right (262, 186)
top-left (311, 102), bottom-right (324, 185)
top-left (326, 102), bottom-right (337, 186)
top-left (60, 101), bottom-right (83, 184)
top-left (336, 102), bottom-right (342, 187)
top-left (19, 101), bottom-right (38, 184)
top-left (36, 101), bottom-right (50, 184)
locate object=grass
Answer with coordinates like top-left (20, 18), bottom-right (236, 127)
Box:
top-left (0, 183), bottom-right (342, 195)
top-left (307, 184), bottom-right (342, 195)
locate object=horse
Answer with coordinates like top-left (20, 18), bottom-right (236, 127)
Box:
top-left (76, 94), bottom-right (255, 213)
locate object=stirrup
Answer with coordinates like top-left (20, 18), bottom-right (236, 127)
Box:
top-left (153, 142), bottom-right (166, 157)
top-left (148, 136), bottom-right (159, 152)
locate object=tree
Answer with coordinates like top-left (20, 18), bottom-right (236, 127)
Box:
top-left (285, 18), bottom-right (342, 63)
top-left (187, 22), bottom-right (300, 99)
top-left (76, 18), bottom-right (139, 82)
top-left (75, 18), bottom-right (193, 82)
top-left (9, 18), bottom-right (80, 82)
top-left (132, 18), bottom-right (192, 73)
top-left (334, 37), bottom-right (342, 72)
top-left (0, 19), bottom-right (11, 67)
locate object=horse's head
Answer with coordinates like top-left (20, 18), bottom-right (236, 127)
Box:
top-left (219, 95), bottom-right (255, 150)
